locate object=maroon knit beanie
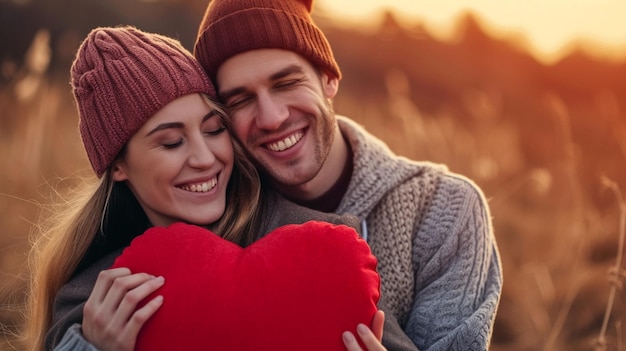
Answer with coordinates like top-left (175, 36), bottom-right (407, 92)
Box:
top-left (194, 0), bottom-right (341, 84)
top-left (71, 26), bottom-right (215, 177)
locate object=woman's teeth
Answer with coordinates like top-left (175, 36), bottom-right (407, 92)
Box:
top-left (180, 178), bottom-right (217, 193)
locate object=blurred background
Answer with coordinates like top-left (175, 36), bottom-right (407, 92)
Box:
top-left (1, 0), bottom-right (625, 350)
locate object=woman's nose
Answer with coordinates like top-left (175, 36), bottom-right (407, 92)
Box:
top-left (188, 137), bottom-right (216, 169)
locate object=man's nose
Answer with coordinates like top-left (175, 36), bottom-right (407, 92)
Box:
top-left (255, 92), bottom-right (288, 130)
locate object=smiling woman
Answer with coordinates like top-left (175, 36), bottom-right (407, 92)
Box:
top-left (317, 0), bottom-right (626, 63)
top-left (21, 25), bottom-right (264, 351)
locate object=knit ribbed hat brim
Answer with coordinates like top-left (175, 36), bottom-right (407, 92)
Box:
top-left (71, 26), bottom-right (214, 177)
top-left (194, 0), bottom-right (341, 83)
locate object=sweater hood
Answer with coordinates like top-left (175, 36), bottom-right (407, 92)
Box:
top-left (336, 116), bottom-right (447, 219)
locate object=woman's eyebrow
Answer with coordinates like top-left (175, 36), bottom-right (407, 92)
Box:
top-left (202, 111), bottom-right (217, 122)
top-left (145, 111), bottom-right (217, 137)
top-left (145, 122), bottom-right (184, 137)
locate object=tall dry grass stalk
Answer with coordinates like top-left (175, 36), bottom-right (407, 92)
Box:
top-left (543, 93), bottom-right (588, 350)
top-left (595, 177), bottom-right (626, 350)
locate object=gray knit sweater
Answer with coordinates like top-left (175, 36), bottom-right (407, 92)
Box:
top-left (51, 117), bottom-right (502, 351)
top-left (336, 117), bottom-right (502, 350)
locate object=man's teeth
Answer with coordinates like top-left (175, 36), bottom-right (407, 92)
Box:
top-left (266, 131), bottom-right (304, 152)
top-left (180, 178), bottom-right (217, 193)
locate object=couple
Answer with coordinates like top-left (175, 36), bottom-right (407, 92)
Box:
top-left (24, 0), bottom-right (502, 350)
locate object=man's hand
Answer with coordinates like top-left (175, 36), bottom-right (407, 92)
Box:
top-left (343, 310), bottom-right (387, 351)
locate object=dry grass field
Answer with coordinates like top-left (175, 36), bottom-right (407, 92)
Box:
top-left (1, 6), bottom-right (626, 351)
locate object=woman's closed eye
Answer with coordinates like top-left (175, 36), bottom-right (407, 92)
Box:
top-left (162, 139), bottom-right (184, 149)
top-left (204, 126), bottom-right (227, 136)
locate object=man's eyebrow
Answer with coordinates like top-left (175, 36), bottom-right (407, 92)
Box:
top-left (219, 86), bottom-right (246, 103)
top-left (219, 64), bottom-right (306, 102)
top-left (145, 111), bottom-right (217, 136)
top-left (269, 64), bottom-right (305, 81)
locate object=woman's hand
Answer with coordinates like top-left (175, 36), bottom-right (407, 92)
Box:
top-left (82, 267), bottom-right (165, 351)
top-left (342, 310), bottom-right (387, 351)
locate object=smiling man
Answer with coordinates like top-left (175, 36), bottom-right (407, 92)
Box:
top-left (194, 0), bottom-right (503, 350)
top-left (217, 49), bottom-right (347, 205)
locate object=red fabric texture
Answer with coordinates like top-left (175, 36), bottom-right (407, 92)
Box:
top-left (111, 221), bottom-right (380, 350)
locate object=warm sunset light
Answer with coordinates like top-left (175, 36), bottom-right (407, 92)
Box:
top-left (317, 0), bottom-right (626, 63)
top-left (2, 1), bottom-right (626, 351)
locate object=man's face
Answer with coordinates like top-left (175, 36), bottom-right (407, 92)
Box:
top-left (216, 49), bottom-right (339, 189)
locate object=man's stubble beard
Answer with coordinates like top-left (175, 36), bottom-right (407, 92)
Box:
top-left (262, 101), bottom-right (336, 189)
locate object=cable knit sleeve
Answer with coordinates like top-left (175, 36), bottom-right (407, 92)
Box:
top-left (406, 174), bottom-right (502, 350)
top-left (46, 250), bottom-right (122, 350)
top-left (52, 324), bottom-right (98, 351)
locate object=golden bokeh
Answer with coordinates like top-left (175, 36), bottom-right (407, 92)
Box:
top-left (1, 1), bottom-right (625, 350)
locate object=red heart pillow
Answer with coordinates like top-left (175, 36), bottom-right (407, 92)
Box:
top-left (111, 221), bottom-right (380, 351)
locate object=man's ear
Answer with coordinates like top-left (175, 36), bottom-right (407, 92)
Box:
top-left (321, 73), bottom-right (339, 99)
top-left (111, 161), bottom-right (128, 182)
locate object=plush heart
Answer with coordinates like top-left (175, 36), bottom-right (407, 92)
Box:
top-left (111, 221), bottom-right (380, 351)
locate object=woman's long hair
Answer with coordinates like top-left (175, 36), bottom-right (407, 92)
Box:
top-left (22, 98), bottom-right (263, 351)
top-left (23, 173), bottom-right (116, 351)
top-left (206, 99), bottom-right (264, 247)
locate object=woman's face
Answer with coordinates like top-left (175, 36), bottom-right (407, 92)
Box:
top-left (112, 93), bottom-right (234, 227)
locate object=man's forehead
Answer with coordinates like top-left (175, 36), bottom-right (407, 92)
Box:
top-left (216, 49), bottom-right (311, 90)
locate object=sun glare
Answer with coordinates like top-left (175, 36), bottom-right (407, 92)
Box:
top-left (317, 0), bottom-right (626, 63)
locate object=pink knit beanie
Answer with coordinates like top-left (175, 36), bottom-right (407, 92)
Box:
top-left (71, 26), bottom-right (215, 177)
top-left (194, 0), bottom-right (341, 83)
